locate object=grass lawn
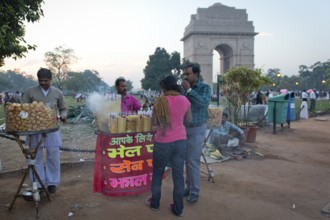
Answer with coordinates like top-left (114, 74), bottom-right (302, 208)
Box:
top-left (295, 99), bottom-right (330, 112)
top-left (65, 96), bottom-right (85, 108)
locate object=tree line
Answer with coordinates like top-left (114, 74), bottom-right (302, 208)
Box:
top-left (0, 44), bottom-right (135, 94)
top-left (1, 45), bottom-right (329, 94)
top-left (263, 60), bottom-right (330, 91)
top-left (0, 68), bottom-right (112, 94)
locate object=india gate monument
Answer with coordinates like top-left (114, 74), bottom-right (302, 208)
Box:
top-left (182, 3), bottom-right (258, 86)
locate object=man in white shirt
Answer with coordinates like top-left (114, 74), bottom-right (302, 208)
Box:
top-left (309, 90), bottom-right (316, 111)
top-left (302, 90), bottom-right (308, 102)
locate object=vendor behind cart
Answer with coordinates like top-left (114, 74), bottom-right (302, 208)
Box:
top-left (115, 77), bottom-right (141, 113)
top-left (209, 112), bottom-right (244, 151)
top-left (21, 68), bottom-right (67, 194)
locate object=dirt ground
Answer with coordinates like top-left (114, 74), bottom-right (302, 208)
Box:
top-left (0, 117), bottom-right (330, 220)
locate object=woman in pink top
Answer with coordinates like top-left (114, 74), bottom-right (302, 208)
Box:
top-left (145, 75), bottom-right (191, 217)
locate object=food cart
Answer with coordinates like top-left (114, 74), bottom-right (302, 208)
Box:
top-left (93, 105), bottom-right (223, 193)
top-left (93, 113), bottom-right (156, 197)
top-left (5, 102), bottom-right (58, 218)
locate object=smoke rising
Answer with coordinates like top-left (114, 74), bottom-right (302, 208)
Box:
top-left (86, 92), bottom-right (120, 132)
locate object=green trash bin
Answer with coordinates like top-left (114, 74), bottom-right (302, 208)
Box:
top-left (267, 94), bottom-right (289, 124)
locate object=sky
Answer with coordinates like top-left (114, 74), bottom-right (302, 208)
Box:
top-left (1, 0), bottom-right (330, 89)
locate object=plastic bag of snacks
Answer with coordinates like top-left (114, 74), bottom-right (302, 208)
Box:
top-left (207, 105), bottom-right (223, 129)
top-left (5, 101), bottom-right (58, 133)
top-left (106, 113), bottom-right (152, 134)
top-left (126, 115), bottom-right (137, 133)
top-left (142, 115), bottom-right (152, 132)
top-left (117, 115), bottom-right (127, 133)
top-left (135, 115), bottom-right (143, 132)
top-left (107, 113), bottom-right (118, 133)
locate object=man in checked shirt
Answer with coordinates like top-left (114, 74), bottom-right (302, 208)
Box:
top-left (181, 63), bottom-right (211, 203)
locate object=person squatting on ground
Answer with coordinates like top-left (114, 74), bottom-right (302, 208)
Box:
top-left (181, 63), bottom-right (211, 203)
top-left (21, 68), bottom-right (67, 194)
top-left (146, 75), bottom-right (192, 217)
top-left (209, 112), bottom-right (244, 153)
top-left (115, 77), bottom-right (141, 113)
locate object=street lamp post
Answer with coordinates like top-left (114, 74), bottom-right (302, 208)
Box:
top-left (295, 81), bottom-right (299, 91)
top-left (276, 73), bottom-right (281, 90)
top-left (216, 74), bottom-right (220, 106)
top-left (322, 80), bottom-right (326, 91)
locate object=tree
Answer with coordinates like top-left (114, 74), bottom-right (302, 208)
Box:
top-left (169, 51), bottom-right (181, 75)
top-left (265, 68), bottom-right (281, 89)
top-left (126, 80), bottom-right (133, 91)
top-left (266, 68), bottom-right (281, 79)
top-left (0, 72), bottom-right (13, 91)
top-left (44, 45), bottom-right (77, 90)
top-left (63, 70), bottom-right (110, 93)
top-left (141, 47), bottom-right (182, 90)
top-left (221, 67), bottom-right (272, 125)
top-left (0, 0), bottom-right (44, 66)
top-left (298, 61), bottom-right (330, 90)
top-left (0, 69), bottom-right (37, 92)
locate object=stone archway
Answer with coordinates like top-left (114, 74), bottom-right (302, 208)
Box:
top-left (215, 44), bottom-right (234, 74)
top-left (182, 3), bottom-right (258, 86)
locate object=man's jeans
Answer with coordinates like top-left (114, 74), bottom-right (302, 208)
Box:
top-left (151, 139), bottom-right (186, 215)
top-left (185, 124), bottom-right (207, 196)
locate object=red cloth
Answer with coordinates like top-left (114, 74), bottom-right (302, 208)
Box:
top-left (93, 134), bottom-right (103, 193)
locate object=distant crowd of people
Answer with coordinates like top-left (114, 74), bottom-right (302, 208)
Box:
top-left (247, 89), bottom-right (329, 106)
top-left (73, 93), bottom-right (85, 102)
top-left (0, 91), bottom-right (22, 106)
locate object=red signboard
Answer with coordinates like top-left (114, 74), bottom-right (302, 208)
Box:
top-left (93, 132), bottom-right (155, 196)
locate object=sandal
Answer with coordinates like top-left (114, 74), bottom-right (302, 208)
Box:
top-left (145, 197), bottom-right (158, 211)
top-left (168, 203), bottom-right (183, 217)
